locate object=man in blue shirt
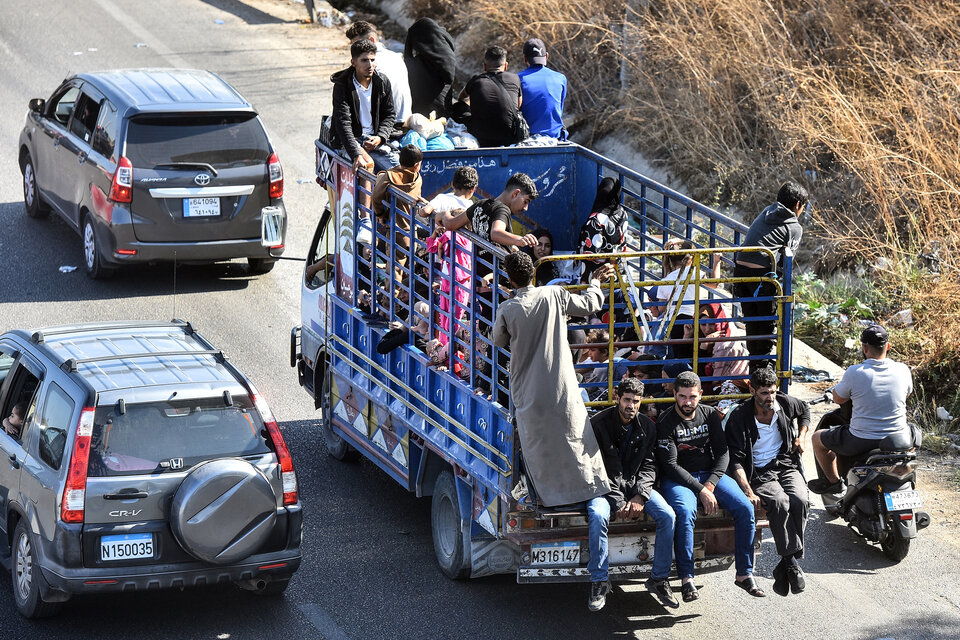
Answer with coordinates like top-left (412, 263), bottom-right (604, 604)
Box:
top-left (517, 38), bottom-right (567, 140)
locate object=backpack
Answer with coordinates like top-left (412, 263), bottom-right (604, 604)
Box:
top-left (488, 73), bottom-right (530, 143)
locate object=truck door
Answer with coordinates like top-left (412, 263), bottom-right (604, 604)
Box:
top-left (301, 205), bottom-right (335, 396)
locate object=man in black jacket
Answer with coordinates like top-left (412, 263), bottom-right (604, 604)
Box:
top-left (726, 367), bottom-right (810, 597)
top-left (330, 39), bottom-right (397, 174)
top-left (733, 181), bottom-right (807, 370)
top-left (657, 371), bottom-right (763, 601)
top-left (587, 378), bottom-right (678, 612)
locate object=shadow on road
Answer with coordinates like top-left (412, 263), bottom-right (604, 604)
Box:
top-left (197, 0), bottom-right (294, 25)
top-left (0, 201), bottom-right (259, 302)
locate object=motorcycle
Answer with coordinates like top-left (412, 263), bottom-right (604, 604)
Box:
top-left (811, 391), bottom-right (931, 561)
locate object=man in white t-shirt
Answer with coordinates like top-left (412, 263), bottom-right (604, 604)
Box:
top-left (810, 324), bottom-right (914, 495)
top-left (346, 21), bottom-right (412, 126)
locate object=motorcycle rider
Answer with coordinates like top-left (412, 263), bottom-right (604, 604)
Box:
top-left (809, 324), bottom-right (913, 496)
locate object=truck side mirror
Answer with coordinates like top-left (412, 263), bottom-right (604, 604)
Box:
top-left (29, 98), bottom-right (45, 114)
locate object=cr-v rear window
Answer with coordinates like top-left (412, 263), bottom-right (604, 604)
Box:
top-left (87, 396), bottom-right (270, 476)
top-left (125, 114), bottom-right (270, 169)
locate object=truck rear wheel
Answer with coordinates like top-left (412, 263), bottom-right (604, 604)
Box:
top-left (321, 368), bottom-right (359, 462)
top-left (431, 470), bottom-right (471, 580)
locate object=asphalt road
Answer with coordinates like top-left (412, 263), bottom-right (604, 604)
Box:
top-left (1, 1), bottom-right (960, 638)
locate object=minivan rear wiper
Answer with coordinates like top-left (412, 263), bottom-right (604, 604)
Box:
top-left (153, 161), bottom-right (218, 177)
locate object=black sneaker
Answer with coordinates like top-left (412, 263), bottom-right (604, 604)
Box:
top-left (645, 577), bottom-right (680, 609)
top-left (807, 478), bottom-right (844, 495)
top-left (787, 565), bottom-right (805, 594)
top-left (588, 580), bottom-right (611, 612)
top-left (772, 560), bottom-right (789, 597)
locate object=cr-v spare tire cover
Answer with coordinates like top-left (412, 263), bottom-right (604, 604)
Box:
top-left (170, 458), bottom-right (278, 564)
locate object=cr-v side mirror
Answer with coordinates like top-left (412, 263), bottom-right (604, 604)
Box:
top-left (29, 98), bottom-right (45, 114)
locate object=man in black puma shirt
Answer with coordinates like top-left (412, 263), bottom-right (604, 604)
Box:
top-left (656, 371), bottom-right (764, 601)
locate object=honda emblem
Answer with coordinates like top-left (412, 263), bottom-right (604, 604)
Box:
top-left (169, 458), bottom-right (184, 470)
top-left (194, 173), bottom-right (211, 186)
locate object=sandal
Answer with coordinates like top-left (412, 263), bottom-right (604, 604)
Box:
top-left (735, 576), bottom-right (766, 598)
top-left (681, 582), bottom-right (699, 603)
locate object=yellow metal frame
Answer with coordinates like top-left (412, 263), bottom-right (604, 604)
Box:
top-left (536, 247), bottom-right (789, 408)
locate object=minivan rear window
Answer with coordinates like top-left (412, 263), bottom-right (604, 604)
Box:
top-left (125, 114), bottom-right (270, 169)
top-left (88, 396), bottom-right (271, 477)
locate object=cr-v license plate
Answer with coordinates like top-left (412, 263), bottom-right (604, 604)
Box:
top-left (101, 533), bottom-right (154, 561)
top-left (183, 197), bottom-right (220, 217)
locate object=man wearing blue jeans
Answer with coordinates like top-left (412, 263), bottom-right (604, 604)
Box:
top-left (587, 378), bottom-right (678, 611)
top-left (656, 371), bottom-right (765, 601)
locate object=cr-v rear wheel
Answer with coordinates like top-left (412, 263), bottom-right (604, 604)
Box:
top-left (12, 520), bottom-right (63, 618)
top-left (21, 152), bottom-right (50, 219)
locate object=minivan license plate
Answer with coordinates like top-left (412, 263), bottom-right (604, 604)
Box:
top-left (530, 541), bottom-right (580, 566)
top-left (101, 533), bottom-right (154, 561)
top-left (183, 197), bottom-right (220, 217)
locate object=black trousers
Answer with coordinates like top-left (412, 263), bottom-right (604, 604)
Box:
top-left (735, 279), bottom-right (777, 359)
top-left (752, 459), bottom-right (809, 558)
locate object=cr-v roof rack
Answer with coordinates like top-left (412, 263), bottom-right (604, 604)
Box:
top-left (60, 349), bottom-right (223, 373)
top-left (31, 319), bottom-right (193, 344)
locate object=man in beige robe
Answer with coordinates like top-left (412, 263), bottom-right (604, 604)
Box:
top-left (492, 252), bottom-right (613, 506)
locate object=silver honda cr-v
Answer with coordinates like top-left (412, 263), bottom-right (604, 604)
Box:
top-left (0, 320), bottom-right (301, 618)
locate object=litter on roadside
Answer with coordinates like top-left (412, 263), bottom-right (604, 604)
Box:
top-left (59, 265), bottom-right (77, 273)
top-left (792, 365), bottom-right (834, 382)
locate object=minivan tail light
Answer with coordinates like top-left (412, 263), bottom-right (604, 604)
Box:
top-left (109, 156), bottom-right (133, 203)
top-left (268, 152), bottom-right (283, 199)
top-left (61, 407), bottom-right (95, 523)
top-left (253, 394), bottom-right (297, 505)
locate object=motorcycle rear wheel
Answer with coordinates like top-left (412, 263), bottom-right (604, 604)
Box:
top-left (880, 533), bottom-right (910, 562)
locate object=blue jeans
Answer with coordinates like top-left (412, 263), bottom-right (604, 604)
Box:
top-left (587, 491), bottom-right (677, 582)
top-left (661, 472), bottom-right (755, 578)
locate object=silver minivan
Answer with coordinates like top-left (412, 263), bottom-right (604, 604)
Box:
top-left (18, 69), bottom-right (287, 278)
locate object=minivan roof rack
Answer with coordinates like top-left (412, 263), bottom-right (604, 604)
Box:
top-left (32, 320), bottom-right (192, 344)
top-left (61, 349), bottom-right (223, 373)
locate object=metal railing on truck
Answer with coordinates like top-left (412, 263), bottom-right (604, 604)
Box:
top-left (313, 138), bottom-right (794, 490)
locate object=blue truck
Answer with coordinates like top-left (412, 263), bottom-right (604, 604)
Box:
top-left (292, 139), bottom-right (793, 582)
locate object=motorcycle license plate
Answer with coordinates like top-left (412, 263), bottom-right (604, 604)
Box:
top-left (530, 541), bottom-right (580, 566)
top-left (884, 489), bottom-right (922, 511)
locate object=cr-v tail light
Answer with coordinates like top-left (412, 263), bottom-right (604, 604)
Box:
top-left (109, 156), bottom-right (133, 203)
top-left (267, 152), bottom-right (283, 199)
top-left (61, 407), bottom-right (95, 523)
top-left (253, 394), bottom-right (297, 505)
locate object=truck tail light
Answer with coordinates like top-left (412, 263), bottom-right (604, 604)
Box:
top-left (61, 407), bottom-right (95, 523)
top-left (109, 156), bottom-right (133, 203)
top-left (267, 152), bottom-right (283, 199)
top-left (253, 394), bottom-right (297, 505)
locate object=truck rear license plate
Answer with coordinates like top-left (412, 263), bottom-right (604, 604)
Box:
top-left (183, 197), bottom-right (220, 217)
top-left (884, 489), bottom-right (922, 511)
top-left (531, 541), bottom-right (580, 566)
top-left (101, 533), bottom-right (154, 561)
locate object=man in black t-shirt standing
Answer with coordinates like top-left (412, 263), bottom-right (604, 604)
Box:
top-left (656, 371), bottom-right (764, 602)
top-left (438, 172), bottom-right (539, 251)
top-left (458, 46), bottom-right (523, 147)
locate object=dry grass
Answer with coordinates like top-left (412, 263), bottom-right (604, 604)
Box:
top-left (406, 0), bottom-right (960, 395)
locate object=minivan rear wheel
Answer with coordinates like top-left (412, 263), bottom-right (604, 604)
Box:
top-left (247, 257), bottom-right (277, 274)
top-left (82, 216), bottom-right (113, 280)
top-left (21, 152), bottom-right (50, 219)
top-left (12, 519), bottom-right (63, 618)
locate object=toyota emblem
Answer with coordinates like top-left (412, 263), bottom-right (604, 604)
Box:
top-left (194, 173), bottom-right (211, 186)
